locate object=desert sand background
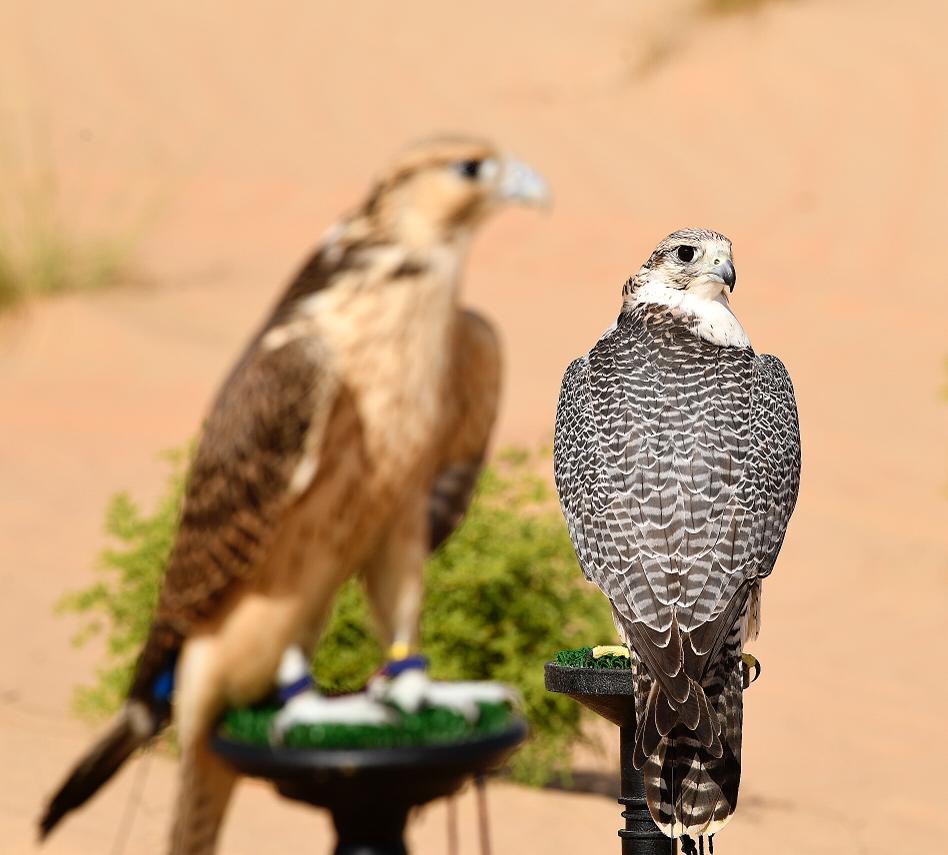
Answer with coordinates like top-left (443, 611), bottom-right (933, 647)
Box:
top-left (1, 0), bottom-right (946, 852)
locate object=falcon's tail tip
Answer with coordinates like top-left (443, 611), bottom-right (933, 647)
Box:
top-left (635, 679), bottom-right (742, 839)
top-left (38, 701), bottom-right (161, 840)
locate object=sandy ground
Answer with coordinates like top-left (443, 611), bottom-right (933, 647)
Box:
top-left (1, 0), bottom-right (947, 852)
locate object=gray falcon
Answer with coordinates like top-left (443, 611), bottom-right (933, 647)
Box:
top-left (554, 228), bottom-right (800, 841)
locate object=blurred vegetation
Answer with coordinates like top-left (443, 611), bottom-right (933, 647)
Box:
top-left (635, 0), bottom-right (791, 78)
top-left (702, 0), bottom-right (788, 14)
top-left (60, 447), bottom-right (616, 785)
top-left (57, 449), bottom-right (189, 719)
top-left (0, 144), bottom-right (136, 311)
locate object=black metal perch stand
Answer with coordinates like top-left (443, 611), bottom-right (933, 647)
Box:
top-left (545, 662), bottom-right (674, 855)
top-left (211, 720), bottom-right (527, 855)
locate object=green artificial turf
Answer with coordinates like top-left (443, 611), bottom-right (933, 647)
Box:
top-left (553, 646), bottom-right (631, 670)
top-left (220, 701), bottom-right (514, 750)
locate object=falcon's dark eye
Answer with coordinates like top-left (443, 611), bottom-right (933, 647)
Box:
top-left (455, 159), bottom-right (482, 180)
top-left (675, 245), bottom-right (696, 263)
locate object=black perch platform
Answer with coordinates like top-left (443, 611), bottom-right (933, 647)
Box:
top-left (212, 719), bottom-right (527, 855)
top-left (545, 663), bottom-right (675, 855)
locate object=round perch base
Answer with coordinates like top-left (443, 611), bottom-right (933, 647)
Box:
top-left (211, 719), bottom-right (527, 854)
top-left (545, 661), bottom-right (674, 855)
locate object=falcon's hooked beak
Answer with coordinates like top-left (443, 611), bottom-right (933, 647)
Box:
top-left (496, 157), bottom-right (551, 207)
top-left (709, 257), bottom-right (737, 292)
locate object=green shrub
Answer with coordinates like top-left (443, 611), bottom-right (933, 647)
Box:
top-left (58, 450), bottom-right (189, 718)
top-left (61, 447), bottom-right (615, 785)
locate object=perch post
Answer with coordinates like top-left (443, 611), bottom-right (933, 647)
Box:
top-left (545, 662), bottom-right (674, 855)
top-left (211, 719), bottom-right (526, 855)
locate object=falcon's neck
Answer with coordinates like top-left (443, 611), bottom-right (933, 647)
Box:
top-left (628, 282), bottom-right (751, 349)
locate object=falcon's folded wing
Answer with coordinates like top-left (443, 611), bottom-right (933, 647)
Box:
top-left (428, 310), bottom-right (502, 551)
top-left (131, 335), bottom-right (338, 700)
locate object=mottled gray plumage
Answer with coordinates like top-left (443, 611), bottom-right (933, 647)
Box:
top-left (554, 231), bottom-right (800, 838)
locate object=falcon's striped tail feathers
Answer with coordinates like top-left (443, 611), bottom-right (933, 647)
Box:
top-left (39, 699), bottom-right (165, 839)
top-left (632, 633), bottom-right (744, 839)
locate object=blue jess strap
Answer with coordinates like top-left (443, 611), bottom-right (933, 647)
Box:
top-left (380, 655), bottom-right (429, 678)
top-left (278, 674), bottom-right (315, 703)
top-left (153, 666), bottom-right (176, 703)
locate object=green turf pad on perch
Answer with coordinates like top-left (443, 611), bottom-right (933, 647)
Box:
top-left (554, 646), bottom-right (631, 670)
top-left (220, 701), bottom-right (514, 750)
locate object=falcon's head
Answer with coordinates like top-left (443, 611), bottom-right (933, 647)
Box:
top-left (623, 228), bottom-right (749, 348)
top-left (625, 228), bottom-right (736, 302)
top-left (359, 136), bottom-right (550, 246)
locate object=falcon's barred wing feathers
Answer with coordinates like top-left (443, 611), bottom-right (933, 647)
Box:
top-left (738, 353), bottom-right (801, 582)
top-left (555, 315), bottom-right (799, 648)
top-left (553, 353), bottom-right (605, 583)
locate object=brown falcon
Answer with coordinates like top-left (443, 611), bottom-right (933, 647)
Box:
top-left (554, 229), bottom-right (800, 842)
top-left (40, 137), bottom-right (549, 853)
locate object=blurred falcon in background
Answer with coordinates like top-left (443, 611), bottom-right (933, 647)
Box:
top-left (41, 136), bottom-right (549, 854)
top-left (554, 229), bottom-right (800, 843)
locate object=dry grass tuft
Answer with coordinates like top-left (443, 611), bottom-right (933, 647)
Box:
top-left (0, 172), bottom-right (134, 311)
top-left (703, 0), bottom-right (788, 15)
top-left (0, 126), bottom-right (142, 312)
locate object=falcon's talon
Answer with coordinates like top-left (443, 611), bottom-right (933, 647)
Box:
top-left (369, 669), bottom-right (519, 724)
top-left (592, 644), bottom-right (630, 659)
top-left (741, 652), bottom-right (762, 688)
top-left (269, 688), bottom-right (397, 744)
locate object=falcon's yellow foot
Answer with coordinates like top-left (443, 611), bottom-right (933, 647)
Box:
top-left (741, 652), bottom-right (762, 688)
top-left (592, 645), bottom-right (630, 659)
top-left (387, 641), bottom-right (412, 661)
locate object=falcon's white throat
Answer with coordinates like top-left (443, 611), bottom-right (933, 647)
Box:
top-left (633, 280), bottom-right (751, 349)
